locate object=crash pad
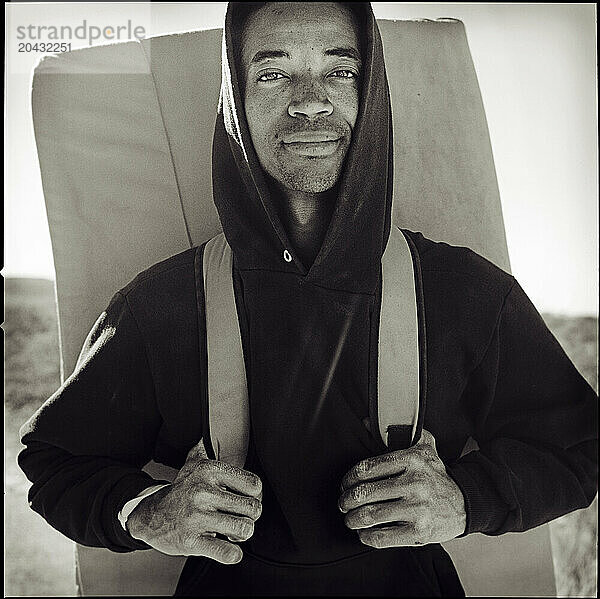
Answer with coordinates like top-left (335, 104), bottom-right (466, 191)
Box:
top-left (31, 19), bottom-right (555, 597)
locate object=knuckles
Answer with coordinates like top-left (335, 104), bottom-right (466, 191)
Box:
top-left (405, 449), bottom-right (426, 469)
top-left (225, 516), bottom-right (254, 541)
top-left (357, 504), bottom-right (375, 527)
top-left (352, 482), bottom-right (373, 502)
top-left (351, 458), bottom-right (372, 481)
top-left (408, 478), bottom-right (429, 501)
top-left (215, 461), bottom-right (263, 495)
top-left (341, 482), bottom-right (373, 511)
top-left (229, 494), bottom-right (262, 520)
top-left (347, 452), bottom-right (402, 486)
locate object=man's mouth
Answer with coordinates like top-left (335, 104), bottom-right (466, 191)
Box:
top-left (281, 131), bottom-right (343, 157)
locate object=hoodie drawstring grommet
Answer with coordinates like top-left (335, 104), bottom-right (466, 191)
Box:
top-left (283, 249), bottom-right (292, 263)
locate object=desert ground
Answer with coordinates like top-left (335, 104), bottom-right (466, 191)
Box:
top-left (4, 277), bottom-right (597, 596)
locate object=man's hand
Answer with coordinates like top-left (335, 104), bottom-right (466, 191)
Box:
top-left (338, 429), bottom-right (466, 548)
top-left (127, 441), bottom-right (262, 564)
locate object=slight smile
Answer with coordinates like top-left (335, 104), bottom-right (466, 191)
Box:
top-left (281, 130), bottom-right (344, 157)
top-left (283, 139), bottom-right (342, 157)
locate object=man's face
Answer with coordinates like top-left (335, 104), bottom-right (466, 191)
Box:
top-left (240, 2), bottom-right (361, 194)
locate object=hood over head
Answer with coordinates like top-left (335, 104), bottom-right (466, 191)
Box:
top-left (212, 2), bottom-right (393, 294)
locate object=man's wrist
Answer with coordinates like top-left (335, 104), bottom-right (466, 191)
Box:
top-left (446, 461), bottom-right (507, 536)
top-left (118, 483), bottom-right (171, 532)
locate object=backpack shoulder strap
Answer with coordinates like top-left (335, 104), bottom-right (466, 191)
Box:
top-left (201, 233), bottom-right (249, 468)
top-left (200, 227), bottom-right (421, 465)
top-left (377, 226), bottom-right (421, 449)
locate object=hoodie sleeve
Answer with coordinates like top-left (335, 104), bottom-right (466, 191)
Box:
top-left (18, 291), bottom-right (168, 552)
top-left (446, 279), bottom-right (598, 536)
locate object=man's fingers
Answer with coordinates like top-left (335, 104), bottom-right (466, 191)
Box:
top-left (340, 429), bottom-right (440, 491)
top-left (201, 511), bottom-right (255, 542)
top-left (180, 453), bottom-right (262, 500)
top-left (208, 461), bottom-right (263, 498)
top-left (357, 524), bottom-right (422, 549)
top-left (339, 474), bottom-right (406, 513)
top-left (186, 535), bottom-right (243, 564)
top-left (344, 499), bottom-right (415, 530)
top-left (216, 488), bottom-right (262, 520)
top-left (341, 451), bottom-right (408, 491)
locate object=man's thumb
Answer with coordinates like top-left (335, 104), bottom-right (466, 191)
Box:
top-left (416, 428), bottom-right (437, 450)
top-left (185, 438), bottom-right (209, 462)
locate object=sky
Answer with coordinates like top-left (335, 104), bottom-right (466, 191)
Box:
top-left (4, 3), bottom-right (598, 316)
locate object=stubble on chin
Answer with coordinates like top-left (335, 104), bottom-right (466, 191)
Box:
top-left (276, 166), bottom-right (341, 194)
top-left (270, 142), bottom-right (350, 194)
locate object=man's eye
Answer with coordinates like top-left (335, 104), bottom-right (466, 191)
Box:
top-left (257, 72), bottom-right (287, 82)
top-left (329, 69), bottom-right (357, 79)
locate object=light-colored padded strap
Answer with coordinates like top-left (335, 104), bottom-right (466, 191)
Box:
top-left (203, 233), bottom-right (249, 469)
top-left (203, 227), bottom-right (418, 459)
top-left (378, 227), bottom-right (420, 446)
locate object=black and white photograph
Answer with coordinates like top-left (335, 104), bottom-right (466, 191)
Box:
top-left (4, 2), bottom-right (598, 596)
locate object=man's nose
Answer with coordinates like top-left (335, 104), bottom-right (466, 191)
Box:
top-left (288, 81), bottom-right (334, 120)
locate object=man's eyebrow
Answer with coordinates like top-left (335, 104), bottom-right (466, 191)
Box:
top-left (251, 50), bottom-right (290, 64)
top-left (325, 47), bottom-right (361, 62)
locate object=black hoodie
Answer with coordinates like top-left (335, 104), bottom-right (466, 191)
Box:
top-left (19, 2), bottom-right (598, 596)
top-left (209, 0), bottom-right (399, 565)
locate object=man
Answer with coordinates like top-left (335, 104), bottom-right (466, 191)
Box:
top-left (19, 2), bottom-right (598, 596)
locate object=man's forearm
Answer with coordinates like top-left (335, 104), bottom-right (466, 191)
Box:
top-left (19, 440), bottom-right (162, 552)
top-left (18, 291), bottom-right (170, 552)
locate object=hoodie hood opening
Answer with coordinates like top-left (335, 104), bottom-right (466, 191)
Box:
top-left (212, 2), bottom-right (393, 294)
